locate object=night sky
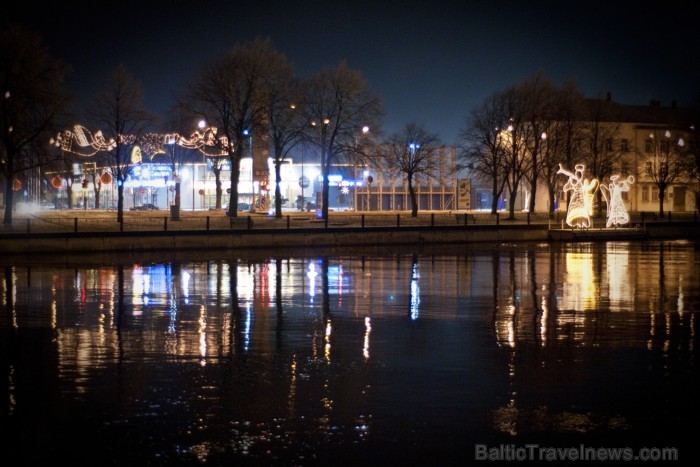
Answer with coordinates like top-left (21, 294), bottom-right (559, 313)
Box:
top-left (5, 0), bottom-right (699, 144)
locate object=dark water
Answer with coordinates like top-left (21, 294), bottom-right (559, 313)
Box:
top-left (1, 240), bottom-right (698, 465)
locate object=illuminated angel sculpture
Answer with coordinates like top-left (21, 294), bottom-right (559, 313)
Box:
top-left (600, 175), bottom-right (634, 228)
top-left (557, 163), bottom-right (599, 229)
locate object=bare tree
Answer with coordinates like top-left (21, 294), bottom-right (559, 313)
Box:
top-left (185, 37), bottom-right (278, 215)
top-left (688, 98), bottom-right (700, 210)
top-left (643, 129), bottom-right (688, 217)
top-left (539, 81), bottom-right (585, 215)
top-left (262, 52), bottom-right (306, 218)
top-left (519, 72), bottom-right (557, 213)
top-left (89, 64), bottom-right (154, 222)
top-left (383, 123), bottom-right (440, 216)
top-left (304, 61), bottom-right (383, 220)
top-left (501, 85), bottom-right (533, 220)
top-left (579, 95), bottom-right (621, 216)
top-left (1, 26), bottom-right (70, 224)
top-left (154, 108), bottom-right (208, 214)
top-left (458, 94), bottom-right (509, 214)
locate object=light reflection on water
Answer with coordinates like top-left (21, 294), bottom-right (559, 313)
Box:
top-left (1, 240), bottom-right (699, 465)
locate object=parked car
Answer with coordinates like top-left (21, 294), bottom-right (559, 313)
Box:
top-left (225, 203), bottom-right (251, 216)
top-left (131, 203), bottom-right (159, 211)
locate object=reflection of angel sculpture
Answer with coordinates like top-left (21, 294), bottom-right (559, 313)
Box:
top-left (557, 163), bottom-right (599, 229)
top-left (600, 175), bottom-right (634, 227)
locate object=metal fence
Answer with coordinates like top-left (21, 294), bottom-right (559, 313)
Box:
top-left (1, 210), bottom-right (698, 235)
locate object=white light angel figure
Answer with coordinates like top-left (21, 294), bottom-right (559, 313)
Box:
top-left (600, 175), bottom-right (635, 228)
top-left (557, 163), bottom-right (599, 229)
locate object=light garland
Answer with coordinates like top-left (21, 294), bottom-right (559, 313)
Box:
top-left (51, 125), bottom-right (117, 156)
top-left (52, 126), bottom-right (229, 158)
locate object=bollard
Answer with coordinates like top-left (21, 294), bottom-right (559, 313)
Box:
top-left (397, 214), bottom-right (400, 227)
top-left (287, 215), bottom-right (290, 229)
top-left (120, 220), bottom-right (124, 232)
top-left (527, 212), bottom-right (530, 225)
top-left (496, 212), bottom-right (500, 225)
top-left (361, 214), bottom-right (365, 228)
top-left (74, 217), bottom-right (78, 233)
top-left (164, 217), bottom-right (168, 231)
top-left (431, 213), bottom-right (434, 227)
top-left (206, 216), bottom-right (210, 230)
top-left (27, 218), bottom-right (31, 234)
top-left (324, 216), bottom-right (328, 229)
top-left (247, 216), bottom-right (252, 230)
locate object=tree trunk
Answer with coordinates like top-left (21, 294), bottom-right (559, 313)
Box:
top-left (117, 182), bottom-right (125, 223)
top-left (229, 154), bottom-right (241, 218)
top-left (491, 178), bottom-right (499, 214)
top-left (274, 161), bottom-right (282, 218)
top-left (408, 177), bottom-right (418, 217)
top-left (528, 178), bottom-right (537, 213)
top-left (212, 166), bottom-right (221, 210)
top-left (548, 189), bottom-right (556, 217)
top-left (508, 188), bottom-right (517, 220)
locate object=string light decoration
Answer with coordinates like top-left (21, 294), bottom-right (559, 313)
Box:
top-left (52, 126), bottom-right (229, 159)
top-left (557, 163), bottom-right (599, 229)
top-left (600, 175), bottom-right (635, 228)
top-left (51, 125), bottom-right (117, 156)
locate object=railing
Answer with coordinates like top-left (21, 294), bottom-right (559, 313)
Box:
top-left (1, 210), bottom-right (698, 235)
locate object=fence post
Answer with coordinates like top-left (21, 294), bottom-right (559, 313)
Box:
top-left (668, 211), bottom-right (672, 223)
top-left (431, 213), bottom-right (434, 227)
top-left (247, 216), bottom-right (252, 230)
top-left (527, 212), bottom-right (530, 225)
top-left (120, 219), bottom-right (124, 232)
top-left (397, 213), bottom-right (400, 227)
top-left (464, 214), bottom-right (468, 227)
top-left (164, 217), bottom-right (168, 231)
top-left (74, 217), bottom-right (78, 233)
top-left (496, 212), bottom-right (500, 225)
top-left (287, 215), bottom-right (290, 229)
top-left (206, 216), bottom-right (210, 230)
top-left (27, 218), bottom-right (30, 234)
top-left (324, 215), bottom-right (328, 229)
top-left (361, 214), bottom-right (365, 228)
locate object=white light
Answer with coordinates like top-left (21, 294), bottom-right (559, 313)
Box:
top-left (362, 126), bottom-right (370, 134)
top-left (198, 120), bottom-right (206, 129)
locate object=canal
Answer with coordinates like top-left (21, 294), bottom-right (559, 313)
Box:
top-left (1, 240), bottom-right (698, 465)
